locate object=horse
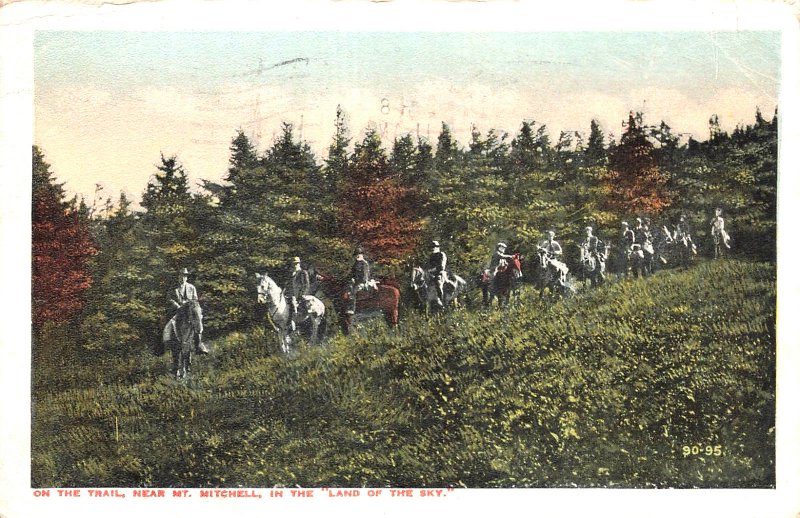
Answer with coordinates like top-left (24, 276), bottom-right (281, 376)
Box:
top-left (534, 247), bottom-right (570, 298)
top-left (672, 231), bottom-right (697, 269)
top-left (161, 299), bottom-right (203, 379)
top-left (411, 267), bottom-right (467, 313)
top-left (484, 253), bottom-right (522, 308)
top-left (712, 228), bottom-right (731, 259)
top-left (580, 243), bottom-right (610, 287)
top-left (255, 273), bottom-right (326, 353)
top-left (317, 273), bottom-right (400, 335)
top-left (651, 225), bottom-right (674, 271)
top-left (626, 244), bottom-right (648, 278)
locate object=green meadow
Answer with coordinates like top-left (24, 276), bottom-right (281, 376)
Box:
top-left (32, 259), bottom-right (775, 488)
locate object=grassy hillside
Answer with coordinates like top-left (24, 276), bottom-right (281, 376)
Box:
top-left (32, 259), bottom-right (775, 488)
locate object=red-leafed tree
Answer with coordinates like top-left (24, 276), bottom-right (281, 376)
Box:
top-left (338, 128), bottom-right (422, 276)
top-left (605, 112), bottom-right (672, 215)
top-left (32, 146), bottom-right (96, 330)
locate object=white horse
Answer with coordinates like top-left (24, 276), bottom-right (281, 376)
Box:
top-left (411, 267), bottom-right (467, 313)
top-left (255, 273), bottom-right (326, 353)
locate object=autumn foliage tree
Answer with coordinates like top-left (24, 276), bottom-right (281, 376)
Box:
top-left (32, 146), bottom-right (96, 330)
top-left (605, 112), bottom-right (672, 215)
top-left (338, 128), bottom-right (423, 277)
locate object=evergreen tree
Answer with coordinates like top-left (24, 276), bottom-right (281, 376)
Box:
top-left (389, 133), bottom-right (417, 183)
top-left (584, 119), bottom-right (606, 166)
top-left (434, 122), bottom-right (460, 181)
top-left (324, 105), bottom-right (351, 193)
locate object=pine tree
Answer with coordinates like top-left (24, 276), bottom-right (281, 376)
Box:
top-left (584, 119), bottom-right (606, 166)
top-left (325, 105), bottom-right (351, 193)
top-left (389, 133), bottom-right (417, 183)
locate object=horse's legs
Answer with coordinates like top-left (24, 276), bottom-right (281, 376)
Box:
top-left (310, 319), bottom-right (319, 344)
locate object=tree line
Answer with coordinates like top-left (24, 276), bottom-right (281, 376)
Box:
top-left (32, 105), bottom-right (778, 356)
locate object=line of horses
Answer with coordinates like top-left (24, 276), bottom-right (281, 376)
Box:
top-left (160, 231), bottom-right (702, 374)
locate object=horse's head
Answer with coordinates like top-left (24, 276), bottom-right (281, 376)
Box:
top-left (255, 273), bottom-right (280, 305)
top-left (189, 300), bottom-right (203, 334)
top-left (183, 299), bottom-right (203, 335)
top-left (511, 253), bottom-right (522, 274)
top-left (536, 247), bottom-right (549, 269)
top-left (411, 267), bottom-right (426, 287)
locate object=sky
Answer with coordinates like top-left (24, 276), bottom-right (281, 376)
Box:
top-left (34, 31), bottom-right (780, 207)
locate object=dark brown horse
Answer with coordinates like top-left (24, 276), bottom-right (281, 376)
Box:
top-left (485, 253), bottom-right (522, 308)
top-left (317, 273), bottom-right (400, 335)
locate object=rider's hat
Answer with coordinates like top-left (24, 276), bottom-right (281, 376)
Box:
top-left (547, 229), bottom-right (556, 236)
top-left (621, 221), bottom-right (629, 227)
top-left (292, 256), bottom-right (301, 264)
top-left (636, 217), bottom-right (642, 223)
top-left (354, 246), bottom-right (364, 256)
top-left (432, 240), bottom-right (440, 247)
top-left (585, 226), bottom-right (593, 232)
top-left (180, 267), bottom-right (190, 275)
top-left (497, 242), bottom-right (507, 249)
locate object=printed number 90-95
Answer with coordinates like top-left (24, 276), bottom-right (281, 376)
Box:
top-left (682, 445), bottom-right (723, 457)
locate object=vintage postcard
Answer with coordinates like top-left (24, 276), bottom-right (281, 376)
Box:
top-left (1, 1), bottom-right (799, 517)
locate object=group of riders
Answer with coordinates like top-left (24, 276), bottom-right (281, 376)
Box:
top-left (164, 207), bottom-right (733, 354)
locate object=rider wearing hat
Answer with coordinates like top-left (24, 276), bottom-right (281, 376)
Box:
top-left (348, 247), bottom-right (371, 315)
top-left (287, 256), bottom-right (310, 330)
top-left (581, 226), bottom-right (605, 261)
top-left (166, 267), bottom-right (208, 354)
top-left (710, 207), bottom-right (731, 252)
top-left (539, 230), bottom-right (563, 259)
top-left (633, 217), bottom-right (650, 247)
top-left (426, 241), bottom-right (448, 307)
top-left (488, 241), bottom-right (515, 285)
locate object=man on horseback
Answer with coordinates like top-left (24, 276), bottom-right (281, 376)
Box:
top-left (426, 241), bottom-right (448, 307)
top-left (673, 214), bottom-right (697, 254)
top-left (488, 241), bottom-right (515, 290)
top-left (620, 221), bottom-right (635, 249)
top-left (711, 207), bottom-right (731, 257)
top-left (581, 226), bottom-right (607, 284)
top-left (633, 217), bottom-right (650, 247)
top-left (618, 221), bottom-right (636, 276)
top-left (581, 226), bottom-right (606, 262)
top-left (348, 247), bottom-right (371, 315)
top-left (166, 268), bottom-right (208, 354)
top-left (539, 230), bottom-right (563, 260)
top-left (286, 256), bottom-right (310, 332)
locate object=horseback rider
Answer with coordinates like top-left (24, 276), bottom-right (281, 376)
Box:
top-left (488, 241), bottom-right (515, 286)
top-left (166, 267), bottom-right (208, 354)
top-left (711, 207), bottom-right (731, 252)
top-left (348, 247), bottom-right (371, 315)
top-left (286, 256), bottom-right (310, 331)
top-left (633, 217), bottom-right (651, 247)
top-left (539, 230), bottom-right (563, 260)
top-left (620, 221), bottom-right (635, 250)
top-left (581, 226), bottom-right (606, 263)
top-left (426, 240), bottom-right (448, 307)
top-left (619, 221), bottom-right (635, 275)
top-left (673, 214), bottom-right (696, 253)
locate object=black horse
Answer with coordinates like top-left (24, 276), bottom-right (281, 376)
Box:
top-left (162, 300), bottom-right (204, 379)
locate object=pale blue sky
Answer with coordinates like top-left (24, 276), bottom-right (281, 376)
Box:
top-left (34, 31), bottom-right (780, 204)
